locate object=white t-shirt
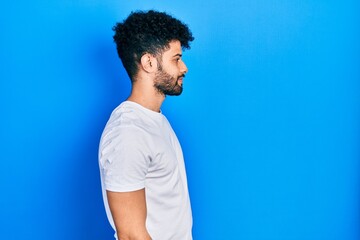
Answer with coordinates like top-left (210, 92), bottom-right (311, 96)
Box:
top-left (99, 101), bottom-right (192, 240)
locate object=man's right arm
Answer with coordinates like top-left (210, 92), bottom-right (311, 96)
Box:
top-left (107, 188), bottom-right (152, 240)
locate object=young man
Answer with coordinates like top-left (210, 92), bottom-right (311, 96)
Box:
top-left (98, 10), bottom-right (194, 240)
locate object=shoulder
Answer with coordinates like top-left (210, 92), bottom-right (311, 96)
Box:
top-left (103, 102), bottom-right (148, 134)
top-left (99, 104), bottom-right (154, 156)
top-left (100, 117), bottom-right (149, 151)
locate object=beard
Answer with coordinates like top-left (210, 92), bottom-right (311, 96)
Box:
top-left (154, 63), bottom-right (184, 96)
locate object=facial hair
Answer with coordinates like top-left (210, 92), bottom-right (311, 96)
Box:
top-left (154, 63), bottom-right (184, 96)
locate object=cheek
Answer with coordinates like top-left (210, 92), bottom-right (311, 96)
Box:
top-left (164, 62), bottom-right (181, 77)
top-left (174, 64), bottom-right (182, 75)
top-left (168, 66), bottom-right (180, 77)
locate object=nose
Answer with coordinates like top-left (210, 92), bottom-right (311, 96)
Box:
top-left (180, 60), bottom-right (188, 74)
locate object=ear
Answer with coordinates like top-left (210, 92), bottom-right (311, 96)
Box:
top-left (140, 53), bottom-right (157, 73)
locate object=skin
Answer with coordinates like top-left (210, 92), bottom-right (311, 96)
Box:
top-left (128, 40), bottom-right (188, 112)
top-left (106, 40), bottom-right (188, 240)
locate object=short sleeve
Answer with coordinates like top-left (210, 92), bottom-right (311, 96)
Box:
top-left (99, 126), bottom-right (151, 192)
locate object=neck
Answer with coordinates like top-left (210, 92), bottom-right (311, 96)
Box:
top-left (127, 81), bottom-right (165, 113)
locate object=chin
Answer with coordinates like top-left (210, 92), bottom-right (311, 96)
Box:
top-left (166, 89), bottom-right (183, 96)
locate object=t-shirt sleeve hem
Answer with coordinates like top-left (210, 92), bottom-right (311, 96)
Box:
top-left (105, 182), bottom-right (145, 192)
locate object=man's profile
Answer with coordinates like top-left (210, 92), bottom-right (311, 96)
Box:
top-left (98, 10), bottom-right (194, 240)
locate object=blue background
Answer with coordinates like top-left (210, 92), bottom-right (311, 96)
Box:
top-left (1, 1), bottom-right (359, 239)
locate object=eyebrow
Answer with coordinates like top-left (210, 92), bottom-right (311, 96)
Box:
top-left (172, 53), bottom-right (182, 58)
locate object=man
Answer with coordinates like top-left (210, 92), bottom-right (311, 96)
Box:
top-left (98, 10), bottom-right (194, 240)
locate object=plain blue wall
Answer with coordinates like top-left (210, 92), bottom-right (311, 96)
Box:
top-left (1, 1), bottom-right (359, 239)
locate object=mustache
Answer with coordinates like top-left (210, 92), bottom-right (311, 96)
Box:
top-left (178, 74), bottom-right (185, 79)
top-left (169, 74), bottom-right (185, 91)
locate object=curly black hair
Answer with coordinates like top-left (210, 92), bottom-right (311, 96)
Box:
top-left (113, 10), bottom-right (194, 81)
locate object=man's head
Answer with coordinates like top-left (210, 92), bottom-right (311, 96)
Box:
top-left (153, 40), bottom-right (187, 96)
top-left (113, 10), bottom-right (194, 84)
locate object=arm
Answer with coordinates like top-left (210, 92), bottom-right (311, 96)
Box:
top-left (107, 189), bottom-right (152, 240)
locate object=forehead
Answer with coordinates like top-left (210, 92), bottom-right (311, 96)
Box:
top-left (162, 40), bottom-right (182, 57)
